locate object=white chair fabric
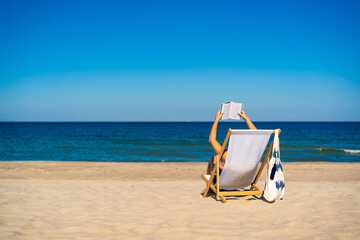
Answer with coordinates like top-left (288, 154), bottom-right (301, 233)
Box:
top-left (218, 130), bottom-right (272, 190)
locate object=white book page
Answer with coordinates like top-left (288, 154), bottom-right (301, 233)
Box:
top-left (221, 103), bottom-right (231, 119)
top-left (220, 102), bottom-right (243, 120)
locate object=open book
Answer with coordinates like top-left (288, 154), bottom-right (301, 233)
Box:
top-left (220, 102), bottom-right (243, 120)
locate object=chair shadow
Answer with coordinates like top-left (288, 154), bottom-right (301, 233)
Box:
top-left (200, 189), bottom-right (273, 203)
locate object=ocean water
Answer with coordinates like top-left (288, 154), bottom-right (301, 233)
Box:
top-left (0, 122), bottom-right (359, 162)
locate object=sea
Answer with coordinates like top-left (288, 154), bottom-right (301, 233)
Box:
top-left (0, 122), bottom-right (359, 162)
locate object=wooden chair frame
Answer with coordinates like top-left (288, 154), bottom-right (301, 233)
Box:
top-left (201, 128), bottom-right (281, 203)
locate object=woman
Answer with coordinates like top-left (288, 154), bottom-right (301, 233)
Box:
top-left (206, 110), bottom-right (257, 174)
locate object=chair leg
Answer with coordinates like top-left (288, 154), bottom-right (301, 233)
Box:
top-left (203, 183), bottom-right (211, 197)
top-left (219, 195), bottom-right (227, 203)
top-left (201, 174), bottom-right (211, 197)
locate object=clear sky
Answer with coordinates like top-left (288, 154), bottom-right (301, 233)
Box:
top-left (0, 0), bottom-right (359, 121)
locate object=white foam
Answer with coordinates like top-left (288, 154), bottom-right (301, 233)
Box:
top-left (316, 147), bottom-right (326, 151)
top-left (343, 149), bottom-right (360, 154)
top-left (316, 147), bottom-right (360, 155)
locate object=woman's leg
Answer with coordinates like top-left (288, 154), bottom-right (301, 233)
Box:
top-left (206, 155), bottom-right (216, 174)
top-left (203, 155), bottom-right (226, 193)
top-left (206, 155), bottom-right (225, 174)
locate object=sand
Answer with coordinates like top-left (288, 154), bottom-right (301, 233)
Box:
top-left (0, 161), bottom-right (359, 239)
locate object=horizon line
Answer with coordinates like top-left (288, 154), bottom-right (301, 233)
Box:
top-left (1, 121), bottom-right (359, 123)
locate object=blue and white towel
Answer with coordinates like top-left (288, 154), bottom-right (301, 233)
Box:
top-left (264, 129), bottom-right (285, 202)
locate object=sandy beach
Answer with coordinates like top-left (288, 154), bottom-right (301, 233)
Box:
top-left (1, 161), bottom-right (359, 239)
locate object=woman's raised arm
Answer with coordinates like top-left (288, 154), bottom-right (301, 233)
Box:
top-left (238, 110), bottom-right (257, 130)
top-left (209, 110), bottom-right (227, 161)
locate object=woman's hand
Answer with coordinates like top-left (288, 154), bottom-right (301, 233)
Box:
top-left (238, 110), bottom-right (248, 120)
top-left (215, 110), bottom-right (223, 122)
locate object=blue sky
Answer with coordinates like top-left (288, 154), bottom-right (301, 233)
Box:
top-left (0, 0), bottom-right (359, 121)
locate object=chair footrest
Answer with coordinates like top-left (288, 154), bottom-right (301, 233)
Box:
top-left (220, 190), bottom-right (263, 196)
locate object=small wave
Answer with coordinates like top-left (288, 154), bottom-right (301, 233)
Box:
top-left (343, 149), bottom-right (360, 154)
top-left (316, 147), bottom-right (360, 155)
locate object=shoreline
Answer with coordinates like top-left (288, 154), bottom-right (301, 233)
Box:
top-left (1, 161), bottom-right (359, 181)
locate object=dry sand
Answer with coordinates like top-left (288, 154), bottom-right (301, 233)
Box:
top-left (0, 161), bottom-right (359, 239)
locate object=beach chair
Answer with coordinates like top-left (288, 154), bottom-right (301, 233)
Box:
top-left (201, 129), bottom-right (281, 203)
